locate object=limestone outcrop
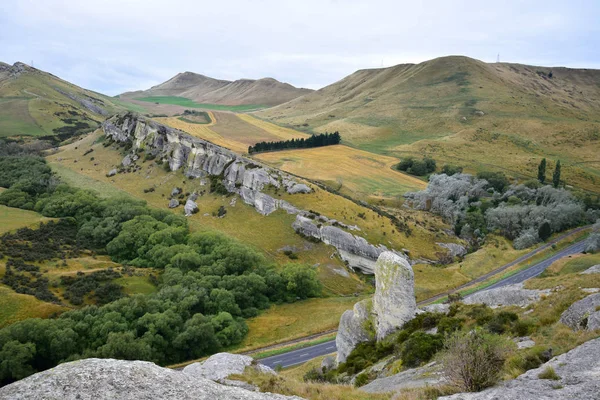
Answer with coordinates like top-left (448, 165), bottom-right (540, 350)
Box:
top-left (463, 283), bottom-right (549, 308)
top-left (102, 113), bottom-right (310, 216)
top-left (0, 358), bottom-right (302, 400)
top-left (580, 264), bottom-right (600, 274)
top-left (184, 199), bottom-right (199, 216)
top-left (335, 299), bottom-right (372, 364)
top-left (183, 352), bottom-right (275, 383)
top-left (559, 293), bottom-right (600, 330)
top-left (436, 242), bottom-right (467, 258)
top-left (373, 252), bottom-right (417, 340)
top-left (361, 361), bottom-right (444, 393)
top-left (292, 215), bottom-right (407, 274)
top-left (440, 337), bottom-right (600, 399)
top-left (336, 252), bottom-right (417, 363)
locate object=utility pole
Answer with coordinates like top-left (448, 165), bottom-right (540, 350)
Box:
top-left (496, 53), bottom-right (500, 63)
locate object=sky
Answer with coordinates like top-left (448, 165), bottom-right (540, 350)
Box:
top-left (1, 0), bottom-right (599, 96)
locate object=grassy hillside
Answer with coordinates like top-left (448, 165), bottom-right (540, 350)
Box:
top-left (257, 56), bottom-right (600, 192)
top-left (0, 62), bottom-right (137, 141)
top-left (135, 96), bottom-right (266, 112)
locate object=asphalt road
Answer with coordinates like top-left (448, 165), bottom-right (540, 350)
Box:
top-left (258, 239), bottom-right (586, 369)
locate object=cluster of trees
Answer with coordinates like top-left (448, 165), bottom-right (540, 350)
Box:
top-left (247, 131), bottom-right (341, 154)
top-left (0, 155), bottom-right (323, 386)
top-left (537, 158), bottom-right (561, 188)
top-left (1, 259), bottom-right (59, 303)
top-left (395, 157), bottom-right (437, 176)
top-left (405, 171), bottom-right (599, 250)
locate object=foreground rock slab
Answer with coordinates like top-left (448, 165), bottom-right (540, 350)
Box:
top-left (0, 358), bottom-right (301, 400)
top-left (361, 361), bottom-right (444, 393)
top-left (440, 337), bottom-right (600, 399)
top-left (560, 293), bottom-right (600, 330)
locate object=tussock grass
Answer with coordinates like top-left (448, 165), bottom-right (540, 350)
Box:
top-left (0, 205), bottom-right (52, 234)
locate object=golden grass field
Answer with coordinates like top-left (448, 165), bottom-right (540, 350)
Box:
top-left (255, 145), bottom-right (426, 199)
top-left (0, 286), bottom-right (66, 328)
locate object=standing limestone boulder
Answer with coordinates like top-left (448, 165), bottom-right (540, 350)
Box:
top-left (183, 353), bottom-right (275, 383)
top-left (336, 299), bottom-right (373, 364)
top-left (184, 199), bottom-right (199, 216)
top-left (373, 252), bottom-right (417, 340)
top-left (168, 198), bottom-right (179, 208)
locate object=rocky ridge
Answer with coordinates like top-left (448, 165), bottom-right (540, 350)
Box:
top-left (0, 358), bottom-right (301, 400)
top-left (463, 283), bottom-right (550, 308)
top-left (102, 113), bottom-right (407, 273)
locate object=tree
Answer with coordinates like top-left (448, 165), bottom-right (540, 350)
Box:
top-left (538, 221), bottom-right (552, 241)
top-left (0, 341), bottom-right (37, 383)
top-left (441, 330), bottom-right (513, 392)
top-left (537, 158), bottom-right (546, 184)
top-left (553, 160), bottom-right (561, 188)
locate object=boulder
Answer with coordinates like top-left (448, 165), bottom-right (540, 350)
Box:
top-left (463, 283), bottom-right (549, 308)
top-left (183, 353), bottom-right (275, 383)
top-left (184, 199), bottom-right (199, 216)
top-left (588, 311), bottom-right (600, 330)
top-left (287, 183), bottom-right (311, 194)
top-left (107, 168), bottom-right (117, 177)
top-left (361, 361), bottom-right (443, 393)
top-left (421, 303), bottom-right (451, 315)
top-left (436, 242), bottom-right (467, 258)
top-left (580, 264), bottom-right (600, 274)
top-left (0, 358), bottom-right (301, 400)
top-left (440, 337), bottom-right (600, 399)
top-left (514, 336), bottom-right (536, 349)
top-left (373, 252), bottom-right (417, 340)
top-left (168, 198), bottom-right (179, 208)
top-left (559, 293), bottom-right (600, 330)
top-left (171, 187), bottom-right (182, 196)
top-left (321, 356), bottom-right (336, 372)
top-left (122, 154), bottom-right (133, 167)
top-left (335, 299), bottom-right (372, 364)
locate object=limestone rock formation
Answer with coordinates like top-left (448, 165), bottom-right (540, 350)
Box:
top-left (436, 242), bottom-right (467, 258)
top-left (292, 215), bottom-right (408, 274)
top-left (107, 168), bottom-right (117, 177)
top-left (580, 264), bottom-right (600, 274)
top-left (559, 293), bottom-right (600, 330)
top-left (0, 358), bottom-right (302, 400)
top-left (421, 303), bottom-right (451, 315)
top-left (183, 353), bottom-right (275, 383)
top-left (463, 283), bottom-right (549, 308)
top-left (321, 356), bottom-right (335, 372)
top-left (440, 337), bottom-right (600, 399)
top-left (168, 198), bottom-right (179, 208)
top-left (335, 299), bottom-right (372, 364)
top-left (588, 311), bottom-right (600, 330)
top-left (184, 199), bottom-right (199, 216)
top-left (373, 252), bottom-right (417, 340)
top-left (171, 187), bottom-right (182, 196)
top-left (361, 361), bottom-right (444, 393)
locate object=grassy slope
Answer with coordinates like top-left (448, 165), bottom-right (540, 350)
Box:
top-left (0, 64), bottom-right (129, 139)
top-left (0, 205), bottom-right (53, 234)
top-left (257, 56), bottom-right (600, 192)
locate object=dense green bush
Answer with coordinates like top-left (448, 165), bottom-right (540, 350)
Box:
top-left (400, 332), bottom-right (444, 367)
top-left (396, 157), bottom-right (437, 176)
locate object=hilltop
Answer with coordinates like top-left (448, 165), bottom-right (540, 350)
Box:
top-left (257, 56), bottom-right (600, 192)
top-left (0, 62), bottom-right (138, 142)
top-left (120, 71), bottom-right (312, 109)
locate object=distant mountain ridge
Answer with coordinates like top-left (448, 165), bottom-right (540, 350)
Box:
top-left (120, 71), bottom-right (312, 106)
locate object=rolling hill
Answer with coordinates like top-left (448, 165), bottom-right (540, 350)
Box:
top-left (0, 62), bottom-right (140, 142)
top-left (257, 56), bottom-right (600, 192)
top-left (120, 71), bottom-right (312, 108)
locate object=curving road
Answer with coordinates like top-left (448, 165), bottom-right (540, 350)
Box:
top-left (259, 237), bottom-right (587, 369)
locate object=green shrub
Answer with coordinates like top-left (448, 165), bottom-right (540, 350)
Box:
top-left (437, 317), bottom-right (465, 335)
top-left (354, 372), bottom-right (370, 387)
top-left (400, 332), bottom-right (444, 368)
top-left (538, 366), bottom-right (560, 380)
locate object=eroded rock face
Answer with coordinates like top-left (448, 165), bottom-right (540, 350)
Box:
top-left (580, 264), bottom-right (600, 274)
top-left (292, 215), bottom-right (407, 274)
top-left (560, 293), bottom-right (600, 330)
top-left (336, 299), bottom-right (372, 364)
top-left (361, 361), bottom-right (443, 393)
top-left (373, 252), bottom-right (417, 340)
top-left (0, 358), bottom-right (301, 400)
top-left (436, 242), bottom-right (467, 258)
top-left (440, 337), bottom-right (600, 400)
top-left (463, 283), bottom-right (549, 308)
top-left (183, 353), bottom-right (275, 383)
top-left (184, 199), bottom-right (199, 216)
top-left (102, 113), bottom-right (310, 216)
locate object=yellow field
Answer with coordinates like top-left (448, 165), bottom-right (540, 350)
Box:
top-left (0, 285), bottom-right (67, 328)
top-left (0, 205), bottom-right (52, 234)
top-left (255, 145), bottom-right (426, 199)
top-left (238, 114), bottom-right (311, 141)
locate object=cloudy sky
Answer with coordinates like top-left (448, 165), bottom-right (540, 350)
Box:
top-left (1, 0), bottom-right (598, 95)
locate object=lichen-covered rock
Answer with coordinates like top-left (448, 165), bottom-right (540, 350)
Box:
top-left (463, 283), bottom-right (549, 308)
top-left (321, 356), bottom-right (335, 372)
top-left (183, 353), bottom-right (275, 383)
top-left (373, 252), bottom-right (417, 340)
top-left (361, 361), bottom-right (443, 393)
top-left (580, 264), bottom-right (600, 274)
top-left (336, 299), bottom-right (372, 364)
top-left (168, 198), bottom-right (179, 208)
top-left (440, 337), bottom-right (600, 399)
top-left (559, 293), bottom-right (600, 330)
top-left (184, 199), bottom-right (199, 216)
top-left (0, 358), bottom-right (302, 400)
top-left (420, 303), bottom-right (451, 315)
top-left (171, 187), bottom-right (182, 196)
top-left (107, 168), bottom-right (117, 177)
top-left (588, 311), bottom-right (600, 330)
top-left (122, 154), bottom-right (133, 167)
